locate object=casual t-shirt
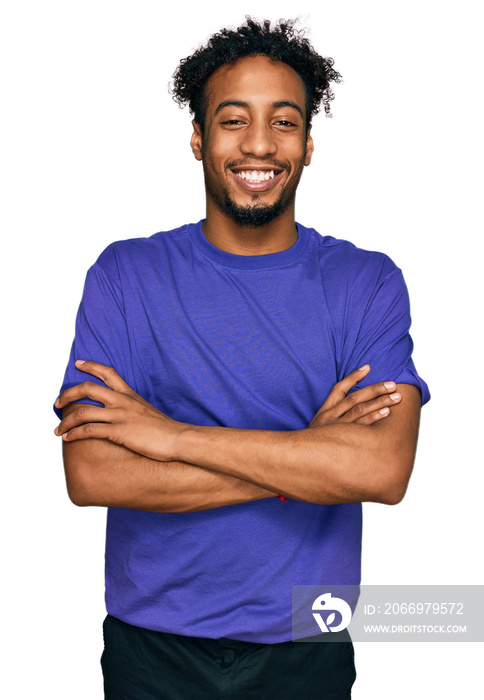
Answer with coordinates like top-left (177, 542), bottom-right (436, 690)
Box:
top-left (56, 220), bottom-right (429, 643)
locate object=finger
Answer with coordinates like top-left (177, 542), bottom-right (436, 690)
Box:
top-left (74, 360), bottom-right (134, 394)
top-left (72, 360), bottom-right (153, 409)
top-left (354, 406), bottom-right (392, 426)
top-left (338, 391), bottom-right (401, 423)
top-left (59, 422), bottom-right (117, 443)
top-left (316, 365), bottom-right (371, 414)
top-left (55, 381), bottom-right (117, 410)
top-left (54, 405), bottom-right (116, 436)
top-left (328, 381), bottom-right (399, 418)
top-left (310, 379), bottom-right (399, 427)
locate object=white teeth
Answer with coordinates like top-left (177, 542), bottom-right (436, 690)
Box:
top-left (235, 170), bottom-right (276, 183)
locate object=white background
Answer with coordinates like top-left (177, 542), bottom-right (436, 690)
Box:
top-left (2, 1), bottom-right (482, 697)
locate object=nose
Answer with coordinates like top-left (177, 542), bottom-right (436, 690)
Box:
top-left (239, 120), bottom-right (276, 157)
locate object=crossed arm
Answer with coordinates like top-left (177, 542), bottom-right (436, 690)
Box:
top-left (55, 361), bottom-right (421, 512)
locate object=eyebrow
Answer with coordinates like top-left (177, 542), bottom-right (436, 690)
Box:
top-left (214, 100), bottom-right (304, 119)
top-left (213, 101), bottom-right (249, 116)
top-left (272, 101), bottom-right (304, 119)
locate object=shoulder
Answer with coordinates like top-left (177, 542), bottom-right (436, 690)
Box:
top-left (300, 223), bottom-right (402, 284)
top-left (92, 222), bottom-right (196, 283)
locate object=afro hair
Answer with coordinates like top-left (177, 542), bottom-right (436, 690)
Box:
top-left (171, 17), bottom-right (342, 131)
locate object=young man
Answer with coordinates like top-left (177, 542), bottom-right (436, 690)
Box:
top-left (54, 18), bottom-right (429, 699)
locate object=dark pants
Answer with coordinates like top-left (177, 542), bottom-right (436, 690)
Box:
top-left (101, 615), bottom-right (356, 699)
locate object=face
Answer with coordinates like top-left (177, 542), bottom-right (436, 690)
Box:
top-left (190, 55), bottom-right (314, 227)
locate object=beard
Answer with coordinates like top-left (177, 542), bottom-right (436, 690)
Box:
top-left (202, 152), bottom-right (306, 229)
top-left (221, 191), bottom-right (290, 228)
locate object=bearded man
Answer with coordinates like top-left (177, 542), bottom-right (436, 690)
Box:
top-left (55, 18), bottom-right (429, 700)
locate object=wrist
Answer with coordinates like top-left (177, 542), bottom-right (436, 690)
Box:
top-left (169, 422), bottom-right (198, 463)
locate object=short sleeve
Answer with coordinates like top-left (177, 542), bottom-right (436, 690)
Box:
top-left (54, 253), bottom-right (134, 418)
top-left (338, 264), bottom-right (430, 405)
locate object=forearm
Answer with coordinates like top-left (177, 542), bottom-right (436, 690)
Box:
top-left (63, 439), bottom-right (276, 513)
top-left (175, 387), bottom-right (421, 505)
top-left (177, 424), bottom-right (402, 505)
top-left (176, 425), bottom-right (397, 504)
top-left (56, 365), bottom-right (421, 508)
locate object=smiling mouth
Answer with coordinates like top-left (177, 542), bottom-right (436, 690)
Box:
top-left (229, 165), bottom-right (285, 190)
top-left (233, 169), bottom-right (276, 183)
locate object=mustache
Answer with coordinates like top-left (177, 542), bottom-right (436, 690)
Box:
top-left (225, 158), bottom-right (290, 173)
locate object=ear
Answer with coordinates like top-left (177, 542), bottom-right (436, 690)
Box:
top-left (190, 121), bottom-right (203, 161)
top-left (304, 126), bottom-right (314, 166)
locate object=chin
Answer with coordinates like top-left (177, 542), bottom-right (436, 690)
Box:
top-left (223, 193), bottom-right (289, 228)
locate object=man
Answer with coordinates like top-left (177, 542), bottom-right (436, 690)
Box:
top-left (54, 18), bottom-right (429, 699)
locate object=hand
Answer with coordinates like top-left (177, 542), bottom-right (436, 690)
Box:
top-left (309, 365), bottom-right (402, 429)
top-left (54, 360), bottom-right (183, 461)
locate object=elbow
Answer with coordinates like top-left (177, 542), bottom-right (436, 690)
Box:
top-left (378, 482), bottom-right (408, 506)
top-left (63, 447), bottom-right (97, 507)
top-left (65, 470), bottom-right (96, 507)
top-left (67, 483), bottom-right (93, 507)
top-left (68, 493), bottom-right (90, 507)
top-left (374, 457), bottom-right (413, 506)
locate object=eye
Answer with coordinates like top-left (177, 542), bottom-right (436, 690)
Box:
top-left (274, 119), bottom-right (298, 129)
top-left (221, 119), bottom-right (246, 126)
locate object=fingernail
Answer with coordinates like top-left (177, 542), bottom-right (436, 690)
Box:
top-left (379, 407), bottom-right (390, 415)
top-left (76, 360), bottom-right (86, 365)
top-left (390, 393), bottom-right (400, 400)
top-left (359, 364), bottom-right (369, 371)
top-left (384, 382), bottom-right (396, 390)
top-left (55, 398), bottom-right (60, 407)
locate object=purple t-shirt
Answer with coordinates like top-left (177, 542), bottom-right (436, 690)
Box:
top-left (56, 220), bottom-right (429, 643)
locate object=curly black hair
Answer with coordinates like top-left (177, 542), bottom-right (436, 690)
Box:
top-left (170, 17), bottom-right (342, 132)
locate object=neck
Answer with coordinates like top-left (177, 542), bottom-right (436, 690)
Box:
top-left (202, 202), bottom-right (298, 256)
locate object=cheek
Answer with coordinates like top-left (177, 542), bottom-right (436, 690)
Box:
top-left (288, 148), bottom-right (308, 175)
top-left (202, 148), bottom-right (225, 176)
top-left (285, 136), bottom-right (308, 160)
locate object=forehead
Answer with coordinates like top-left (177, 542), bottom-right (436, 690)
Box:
top-left (205, 55), bottom-right (307, 115)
